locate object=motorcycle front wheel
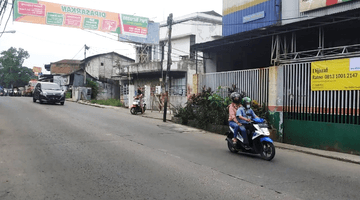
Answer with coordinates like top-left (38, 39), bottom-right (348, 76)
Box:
top-left (227, 140), bottom-right (238, 153)
top-left (260, 142), bottom-right (275, 161)
top-left (130, 107), bottom-right (137, 115)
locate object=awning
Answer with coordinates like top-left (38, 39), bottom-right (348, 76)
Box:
top-left (192, 8), bottom-right (360, 52)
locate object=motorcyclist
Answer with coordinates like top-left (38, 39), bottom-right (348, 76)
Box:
top-left (135, 87), bottom-right (144, 113)
top-left (236, 97), bottom-right (260, 146)
top-left (228, 92), bottom-right (243, 144)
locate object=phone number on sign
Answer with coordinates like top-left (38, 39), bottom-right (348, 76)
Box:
top-left (325, 73), bottom-right (358, 79)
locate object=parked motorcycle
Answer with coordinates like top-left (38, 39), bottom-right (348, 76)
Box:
top-left (130, 98), bottom-right (146, 115)
top-left (225, 119), bottom-right (275, 161)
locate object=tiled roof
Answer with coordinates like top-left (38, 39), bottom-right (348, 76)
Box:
top-left (53, 59), bottom-right (82, 64)
top-left (50, 66), bottom-right (81, 75)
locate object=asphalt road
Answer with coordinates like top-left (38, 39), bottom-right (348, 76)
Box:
top-left (0, 97), bottom-right (359, 200)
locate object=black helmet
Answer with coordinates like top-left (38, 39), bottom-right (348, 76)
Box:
top-left (230, 92), bottom-right (241, 103)
top-left (242, 97), bottom-right (252, 108)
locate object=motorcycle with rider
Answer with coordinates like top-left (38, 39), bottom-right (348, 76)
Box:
top-left (226, 92), bottom-right (275, 161)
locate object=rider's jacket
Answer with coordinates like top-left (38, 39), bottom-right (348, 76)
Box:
top-left (236, 107), bottom-right (257, 124)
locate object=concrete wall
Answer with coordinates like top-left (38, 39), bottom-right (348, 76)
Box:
top-left (204, 52), bottom-right (217, 73)
top-left (169, 95), bottom-right (187, 108)
top-left (53, 76), bottom-right (69, 91)
top-left (129, 59), bottom-right (204, 96)
top-left (96, 81), bottom-right (120, 100)
top-left (72, 87), bottom-right (90, 101)
top-left (85, 53), bottom-right (134, 80)
top-left (268, 65), bottom-right (284, 142)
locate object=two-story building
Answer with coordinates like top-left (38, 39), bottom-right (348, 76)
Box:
top-left (118, 11), bottom-right (222, 108)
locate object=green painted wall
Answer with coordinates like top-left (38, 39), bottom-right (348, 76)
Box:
top-left (284, 120), bottom-right (360, 154)
top-left (268, 111), bottom-right (283, 142)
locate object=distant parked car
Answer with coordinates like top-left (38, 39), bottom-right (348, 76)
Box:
top-left (33, 82), bottom-right (65, 105)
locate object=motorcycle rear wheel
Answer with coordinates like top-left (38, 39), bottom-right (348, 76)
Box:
top-left (260, 142), bottom-right (275, 161)
top-left (227, 140), bottom-right (238, 153)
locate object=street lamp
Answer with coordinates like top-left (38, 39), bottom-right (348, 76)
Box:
top-left (0, 30), bottom-right (16, 34)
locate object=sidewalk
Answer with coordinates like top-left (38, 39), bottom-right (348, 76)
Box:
top-left (67, 99), bottom-right (360, 165)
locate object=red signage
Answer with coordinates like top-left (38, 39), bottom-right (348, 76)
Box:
top-left (18, 1), bottom-right (46, 17)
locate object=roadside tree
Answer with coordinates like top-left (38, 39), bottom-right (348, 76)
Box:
top-left (0, 47), bottom-right (34, 88)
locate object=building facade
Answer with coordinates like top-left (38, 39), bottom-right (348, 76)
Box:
top-left (192, 0), bottom-right (360, 154)
top-left (118, 11), bottom-right (222, 109)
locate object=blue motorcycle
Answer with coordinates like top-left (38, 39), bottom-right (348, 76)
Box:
top-left (226, 119), bottom-right (275, 161)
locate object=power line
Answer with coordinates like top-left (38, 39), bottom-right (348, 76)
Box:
top-left (0, 0), bottom-right (8, 26)
top-left (72, 46), bottom-right (84, 59)
top-left (0, 0), bottom-right (12, 39)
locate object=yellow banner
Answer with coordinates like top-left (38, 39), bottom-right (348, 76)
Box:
top-left (311, 58), bottom-right (360, 91)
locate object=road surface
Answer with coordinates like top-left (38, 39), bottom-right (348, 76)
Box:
top-left (0, 97), bottom-right (359, 200)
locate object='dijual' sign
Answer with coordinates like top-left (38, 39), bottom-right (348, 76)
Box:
top-left (311, 58), bottom-right (360, 91)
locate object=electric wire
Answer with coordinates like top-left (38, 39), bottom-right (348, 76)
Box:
top-left (0, 0), bottom-right (12, 39)
top-left (71, 46), bottom-right (84, 59)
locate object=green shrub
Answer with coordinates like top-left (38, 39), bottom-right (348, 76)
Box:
top-left (86, 79), bottom-right (99, 99)
top-left (65, 91), bottom-right (72, 99)
top-left (174, 86), bottom-right (269, 128)
top-left (90, 98), bottom-right (123, 107)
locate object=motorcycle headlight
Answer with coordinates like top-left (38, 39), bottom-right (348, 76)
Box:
top-left (261, 128), bottom-right (270, 135)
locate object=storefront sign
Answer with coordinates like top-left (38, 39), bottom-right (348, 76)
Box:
top-left (243, 11), bottom-right (265, 23)
top-left (311, 58), bottom-right (360, 91)
top-left (300, 0), bottom-right (354, 13)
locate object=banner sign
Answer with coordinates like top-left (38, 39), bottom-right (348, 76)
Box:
top-left (119, 22), bottom-right (159, 44)
top-left (13, 0), bottom-right (150, 38)
top-left (300, 0), bottom-right (353, 13)
top-left (120, 14), bottom-right (148, 37)
top-left (32, 66), bottom-right (42, 73)
top-left (311, 58), bottom-right (360, 91)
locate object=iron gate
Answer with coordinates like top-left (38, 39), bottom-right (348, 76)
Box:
top-left (198, 68), bottom-right (269, 105)
top-left (283, 63), bottom-right (360, 153)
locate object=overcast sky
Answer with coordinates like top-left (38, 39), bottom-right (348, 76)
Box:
top-left (0, 0), bottom-right (222, 73)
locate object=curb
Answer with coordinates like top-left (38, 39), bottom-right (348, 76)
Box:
top-left (66, 98), bottom-right (360, 164)
top-left (274, 143), bottom-right (360, 165)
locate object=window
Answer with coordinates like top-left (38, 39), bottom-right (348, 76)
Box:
top-left (170, 77), bottom-right (186, 96)
top-left (101, 62), bottom-right (104, 66)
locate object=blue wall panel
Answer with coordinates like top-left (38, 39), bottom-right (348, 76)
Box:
top-left (223, 0), bottom-right (280, 37)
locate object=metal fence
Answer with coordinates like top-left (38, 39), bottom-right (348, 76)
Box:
top-left (283, 63), bottom-right (360, 125)
top-left (198, 68), bottom-right (269, 106)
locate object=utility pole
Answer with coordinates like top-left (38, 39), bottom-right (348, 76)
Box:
top-left (160, 41), bottom-right (165, 84)
top-left (163, 13), bottom-right (173, 122)
top-left (84, 44), bottom-right (90, 85)
top-left (84, 44), bottom-right (90, 59)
